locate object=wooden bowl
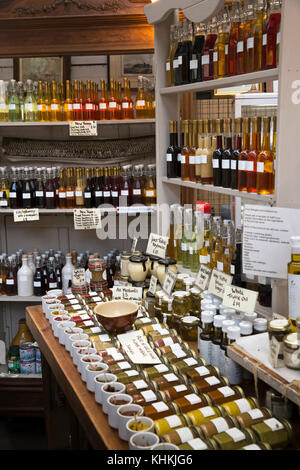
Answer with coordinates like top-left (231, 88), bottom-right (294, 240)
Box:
top-left (94, 300), bottom-right (139, 333)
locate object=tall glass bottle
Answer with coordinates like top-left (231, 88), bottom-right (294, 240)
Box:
top-left (249, 0), bottom-right (264, 72)
top-left (47, 257), bottom-right (58, 291)
top-left (44, 168), bottom-right (56, 209)
top-left (212, 119), bottom-right (223, 187)
top-left (143, 165), bottom-right (156, 207)
top-left (244, 2), bottom-right (255, 73)
top-left (119, 165), bottom-right (131, 207)
top-left (84, 80), bottom-right (94, 121)
top-left (33, 256), bottom-right (45, 296)
top-left (64, 80), bottom-right (73, 121)
top-left (37, 81), bottom-right (47, 122)
top-left (44, 82), bottom-right (51, 121)
top-left (247, 116), bottom-right (261, 193)
top-left (132, 165), bottom-right (143, 205)
top-left (21, 168), bottom-right (32, 209)
top-left (8, 80), bottom-right (21, 122)
top-left (231, 118), bottom-right (242, 190)
top-left (121, 78), bottom-right (134, 120)
top-left (214, 11), bottom-right (230, 79)
top-left (5, 256), bottom-right (17, 296)
top-left (190, 23), bottom-right (206, 83)
top-left (166, 120), bottom-right (180, 179)
top-left (75, 168), bottom-right (84, 208)
top-left (65, 168), bottom-right (76, 208)
top-left (35, 168), bottom-right (45, 208)
top-left (202, 17), bottom-right (218, 81)
top-left (179, 20), bottom-right (193, 85)
top-left (73, 80), bottom-right (84, 120)
top-left (107, 80), bottom-right (118, 120)
top-left (228, 3), bottom-right (241, 76)
top-left (0, 169), bottom-right (8, 209)
top-left (84, 168), bottom-right (94, 208)
top-left (181, 208), bottom-right (192, 269)
top-left (201, 119), bottom-right (214, 185)
top-left (98, 80), bottom-right (108, 120)
top-left (93, 168), bottom-right (103, 207)
top-left (135, 76), bottom-right (147, 119)
top-left (265, 0), bottom-right (281, 70)
top-left (238, 117), bottom-right (250, 192)
top-left (9, 168), bottom-right (20, 209)
top-left (0, 80), bottom-right (8, 122)
top-left (180, 120), bottom-right (191, 181)
top-left (102, 167), bottom-right (112, 205)
top-left (189, 120), bottom-right (197, 182)
top-left (57, 168), bottom-right (66, 209)
top-left (166, 24), bottom-right (177, 87)
top-left (287, 236), bottom-right (300, 332)
top-left (18, 82), bottom-right (25, 122)
top-left (236, 7), bottom-right (245, 75)
top-left (17, 255), bottom-right (33, 297)
top-left (50, 81), bottom-right (60, 122)
top-left (174, 22), bottom-right (183, 86)
top-left (256, 116), bottom-right (275, 195)
top-left (221, 118), bottom-right (232, 188)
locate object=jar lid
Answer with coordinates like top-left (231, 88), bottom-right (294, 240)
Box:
top-left (254, 318), bottom-right (268, 331)
top-left (182, 316), bottom-right (199, 326)
top-left (173, 291), bottom-right (188, 298)
top-left (227, 326), bottom-right (241, 340)
top-left (190, 287), bottom-right (201, 294)
top-left (243, 312), bottom-right (257, 322)
top-left (158, 257), bottom-right (177, 266)
top-left (222, 308), bottom-right (236, 316)
top-left (177, 273), bottom-right (190, 280)
top-left (129, 255), bottom-right (147, 263)
top-left (213, 315), bottom-right (226, 327)
top-left (268, 319), bottom-right (290, 332)
top-left (203, 304), bottom-right (217, 312)
top-left (201, 311), bottom-right (215, 323)
top-left (212, 298), bottom-right (222, 307)
top-left (121, 253), bottom-right (131, 260)
top-left (239, 321), bottom-right (253, 335)
top-left (283, 332), bottom-right (299, 349)
top-left (147, 254), bottom-right (160, 261)
top-left (222, 320), bottom-right (235, 332)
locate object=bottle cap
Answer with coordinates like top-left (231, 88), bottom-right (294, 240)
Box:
top-left (239, 321), bottom-right (253, 335)
top-left (254, 318), bottom-right (268, 331)
top-left (243, 311), bottom-right (257, 323)
top-left (290, 236), bottom-right (300, 249)
top-left (212, 298), bottom-right (222, 307)
top-left (202, 290), bottom-right (212, 299)
top-left (222, 320), bottom-right (235, 332)
top-left (221, 308), bottom-right (236, 317)
top-left (203, 304), bottom-right (217, 313)
top-left (227, 326), bottom-right (241, 340)
top-left (201, 311), bottom-right (215, 323)
top-left (213, 314), bottom-right (226, 327)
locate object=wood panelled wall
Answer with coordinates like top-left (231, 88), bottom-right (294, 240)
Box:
top-left (0, 0), bottom-right (154, 57)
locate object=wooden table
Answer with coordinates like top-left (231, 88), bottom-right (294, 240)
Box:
top-left (26, 305), bottom-right (128, 450)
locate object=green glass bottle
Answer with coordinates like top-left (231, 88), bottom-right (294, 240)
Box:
top-left (17, 82), bottom-right (25, 122)
top-left (24, 80), bottom-right (38, 122)
top-left (8, 80), bottom-right (21, 122)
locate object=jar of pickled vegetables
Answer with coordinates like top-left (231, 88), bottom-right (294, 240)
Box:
top-left (235, 407), bottom-right (272, 428)
top-left (283, 333), bottom-right (300, 370)
top-left (249, 417), bottom-right (293, 449)
top-left (171, 313), bottom-right (183, 334)
top-left (221, 397), bottom-right (258, 416)
top-left (194, 416), bottom-right (237, 439)
top-left (172, 291), bottom-right (188, 316)
top-left (170, 393), bottom-right (211, 414)
top-left (161, 295), bottom-right (173, 314)
top-left (179, 316), bottom-right (199, 342)
top-left (161, 426), bottom-right (200, 445)
top-left (190, 287), bottom-right (201, 314)
top-left (211, 427), bottom-right (256, 450)
top-left (178, 437), bottom-right (217, 450)
top-left (183, 405), bottom-right (225, 426)
top-left (153, 414), bottom-right (187, 437)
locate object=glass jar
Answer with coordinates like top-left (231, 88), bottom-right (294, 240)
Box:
top-left (183, 277), bottom-right (194, 292)
top-left (178, 437), bottom-right (217, 450)
top-left (125, 379), bottom-right (149, 395)
top-left (161, 295), bottom-right (173, 314)
top-left (155, 290), bottom-right (165, 308)
top-left (172, 291), bottom-right (188, 316)
top-left (152, 335), bottom-right (181, 349)
top-left (195, 416), bottom-right (236, 439)
top-left (211, 427), bottom-right (256, 450)
top-left (156, 258), bottom-right (177, 286)
top-left (127, 255), bottom-right (148, 282)
top-left (241, 443), bottom-right (272, 450)
top-left (116, 370), bottom-right (141, 384)
top-left (235, 407), bottom-right (273, 428)
top-left (148, 328), bottom-right (177, 343)
top-left (141, 323), bottom-right (166, 336)
top-left (283, 333), bottom-right (300, 370)
top-left (175, 273), bottom-right (190, 291)
top-left (190, 287), bottom-right (201, 314)
top-left (120, 253), bottom-right (131, 278)
top-left (161, 426), bottom-right (199, 445)
top-left (206, 385), bottom-right (244, 405)
top-left (134, 316), bottom-right (158, 329)
top-left (182, 365), bottom-right (220, 384)
top-left (143, 401), bottom-right (173, 420)
top-left (250, 418), bottom-right (293, 449)
top-left (142, 363), bottom-right (170, 381)
top-left (151, 372), bottom-right (183, 391)
top-left (190, 375), bottom-right (229, 395)
top-left (221, 397), bottom-right (258, 416)
top-left (88, 258), bottom-right (106, 284)
top-left (144, 291), bottom-right (156, 317)
top-left (153, 414), bottom-right (187, 437)
top-left (160, 346), bottom-right (197, 365)
top-left (158, 383), bottom-right (191, 401)
top-left (170, 393), bottom-right (211, 414)
top-left (183, 405), bottom-right (225, 426)
top-left (171, 357), bottom-right (206, 375)
top-left (131, 389), bottom-right (158, 406)
top-left (180, 316), bottom-right (199, 341)
top-left (268, 318), bottom-right (290, 368)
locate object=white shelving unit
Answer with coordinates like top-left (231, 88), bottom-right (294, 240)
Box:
top-left (144, 0), bottom-right (300, 318)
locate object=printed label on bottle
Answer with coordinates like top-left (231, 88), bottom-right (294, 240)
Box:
top-left (59, 192), bottom-right (66, 198)
top-left (188, 438), bottom-right (207, 450)
top-left (46, 192), bottom-right (54, 198)
top-left (67, 104), bottom-right (73, 110)
top-left (201, 55), bottom-right (209, 65)
top-left (247, 161), bottom-right (254, 171)
top-left (257, 162), bottom-right (264, 173)
top-left (103, 191), bottom-right (110, 197)
top-left (200, 255), bottom-right (207, 264)
top-left (66, 191), bottom-right (74, 197)
top-left (34, 281), bottom-right (41, 287)
top-left (122, 102), bottom-right (129, 109)
top-left (211, 343), bottom-right (220, 368)
top-left (166, 153), bottom-right (172, 162)
top-left (0, 200), bottom-right (7, 206)
top-left (118, 361), bottom-right (131, 370)
top-left (0, 104), bottom-right (6, 110)
top-left (173, 59), bottom-right (179, 69)
top-left (263, 33), bottom-right (267, 46)
top-left (152, 401), bottom-right (169, 413)
top-left (121, 190), bottom-right (129, 196)
top-left (194, 365), bottom-right (210, 377)
top-left (225, 45), bottom-right (229, 55)
top-left (181, 242), bottom-right (187, 252)
top-left (200, 154), bottom-right (207, 164)
top-left (288, 273), bottom-right (300, 321)
top-left (213, 52), bottom-right (218, 63)
top-left (212, 417), bottom-right (229, 433)
top-left (37, 104), bottom-right (43, 111)
top-left (231, 160), bottom-right (237, 170)
top-left (133, 189), bottom-right (141, 195)
top-left (85, 103), bottom-right (93, 110)
top-left (178, 56), bottom-right (182, 65)
top-left (237, 41), bottom-right (244, 53)
top-left (9, 104), bottom-right (16, 110)
top-left (277, 32), bottom-right (281, 45)
top-left (189, 59), bottom-right (198, 70)
top-left (248, 409), bottom-right (263, 419)
top-left (247, 37), bottom-right (254, 49)
top-left (146, 190), bottom-right (154, 197)
top-left (218, 386), bottom-right (235, 397)
top-left (212, 159), bottom-right (219, 169)
top-left (111, 191), bottom-right (118, 198)
top-left (35, 191), bottom-right (44, 197)
top-left (222, 159), bottom-right (230, 169)
top-left (180, 155), bottom-right (185, 165)
top-left (137, 100), bottom-right (145, 107)
top-left (22, 193), bottom-right (31, 199)
top-left (166, 61), bottom-right (171, 71)
top-left (189, 156), bottom-right (195, 165)
top-left (230, 264), bottom-right (235, 275)
top-left (25, 103), bottom-right (33, 110)
top-left (9, 192), bottom-right (16, 198)
top-left (238, 160), bottom-right (246, 171)
top-left (95, 191), bottom-right (102, 197)
top-left (84, 192), bottom-right (91, 198)
top-left (224, 355), bottom-right (243, 385)
top-left (49, 282), bottom-right (57, 288)
top-left (75, 191), bottom-right (83, 197)
top-left (109, 102), bottom-right (117, 108)
top-left (217, 261), bottom-right (224, 271)
top-left (6, 279), bottom-right (14, 285)
top-left (51, 104), bottom-right (59, 110)
top-left (99, 103), bottom-right (107, 110)
top-left (225, 428), bottom-right (245, 442)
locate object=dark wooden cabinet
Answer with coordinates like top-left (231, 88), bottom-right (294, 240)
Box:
top-left (0, 376), bottom-right (44, 417)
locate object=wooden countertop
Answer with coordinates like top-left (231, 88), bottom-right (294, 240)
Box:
top-left (26, 304), bottom-right (128, 450)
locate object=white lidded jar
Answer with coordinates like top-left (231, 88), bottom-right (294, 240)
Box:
top-left (62, 253), bottom-right (74, 294)
top-left (17, 254), bottom-right (33, 296)
top-left (224, 326), bottom-right (243, 385)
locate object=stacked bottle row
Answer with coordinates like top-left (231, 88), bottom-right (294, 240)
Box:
top-left (0, 76), bottom-right (155, 122)
top-left (166, 116), bottom-right (276, 195)
top-left (166, 0), bottom-right (282, 87)
top-left (0, 164), bottom-right (157, 209)
top-left (0, 248), bottom-right (123, 297)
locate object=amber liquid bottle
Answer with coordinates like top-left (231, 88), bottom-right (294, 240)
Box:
top-left (228, 5), bottom-right (241, 76)
top-left (201, 119), bottom-right (213, 185)
top-left (247, 116), bottom-right (261, 193)
top-left (136, 76), bottom-right (147, 119)
top-left (244, 2), bottom-right (255, 73)
top-left (180, 120), bottom-right (190, 181)
top-left (37, 81), bottom-right (47, 122)
top-left (249, 0), bottom-right (264, 72)
top-left (143, 165), bottom-right (156, 207)
top-left (65, 168), bottom-right (76, 209)
top-left (98, 80), bottom-right (108, 121)
top-left (238, 117), bottom-right (250, 192)
top-left (75, 168), bottom-right (85, 208)
top-left (84, 80), bottom-right (94, 121)
top-left (58, 168), bottom-right (66, 209)
top-left (236, 8), bottom-right (245, 75)
top-left (64, 80), bottom-right (73, 121)
top-left (257, 116), bottom-right (275, 195)
top-left (73, 80), bottom-right (84, 121)
top-left (121, 78), bottom-right (134, 120)
top-left (108, 80), bottom-right (119, 120)
top-left (50, 81), bottom-right (60, 122)
top-left (166, 24), bottom-right (177, 87)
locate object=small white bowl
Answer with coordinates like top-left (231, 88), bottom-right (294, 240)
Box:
top-left (79, 355), bottom-right (103, 381)
top-left (85, 362), bottom-right (109, 392)
top-left (94, 373), bottom-right (118, 405)
top-left (47, 289), bottom-right (63, 297)
top-left (129, 431), bottom-right (159, 451)
top-left (126, 417), bottom-right (154, 443)
top-left (45, 302), bottom-right (62, 320)
top-left (71, 340), bottom-right (91, 361)
top-left (101, 381), bottom-right (126, 413)
top-left (75, 347), bottom-right (96, 368)
top-left (57, 321), bottom-right (76, 345)
top-left (42, 295), bottom-right (57, 314)
top-left (117, 404), bottom-right (144, 441)
top-left (64, 328), bottom-right (84, 352)
top-left (68, 333), bottom-right (88, 356)
top-left (151, 443), bottom-right (179, 450)
top-left (107, 393), bottom-right (133, 429)
top-left (52, 314), bottom-right (70, 337)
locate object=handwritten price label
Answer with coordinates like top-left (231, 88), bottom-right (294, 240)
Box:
top-left (146, 233), bottom-right (169, 259)
top-left (72, 268), bottom-right (86, 287)
top-left (112, 286), bottom-right (143, 306)
top-left (73, 208), bottom-right (101, 230)
top-left (13, 208), bottom-right (39, 222)
top-left (148, 275), bottom-right (158, 295)
top-left (162, 269), bottom-right (177, 296)
top-left (195, 265), bottom-right (211, 291)
top-left (208, 269), bottom-right (233, 298)
top-left (222, 285), bottom-right (258, 314)
top-left (69, 121), bottom-right (98, 136)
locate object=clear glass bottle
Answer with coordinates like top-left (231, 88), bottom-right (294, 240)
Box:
top-left (228, 3), bottom-right (241, 77)
top-left (166, 24), bottom-right (178, 87)
top-left (8, 79), bottom-right (21, 122)
top-left (0, 80), bottom-right (8, 122)
top-left (5, 256), bottom-right (17, 296)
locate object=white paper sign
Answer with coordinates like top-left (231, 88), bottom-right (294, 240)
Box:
top-left (146, 233), bottom-right (169, 259)
top-left (117, 330), bottom-right (161, 364)
top-left (243, 205), bottom-right (300, 279)
top-left (73, 209), bottom-right (101, 230)
top-left (112, 286), bottom-right (143, 305)
top-left (162, 269), bottom-right (177, 296)
top-left (13, 208), bottom-right (39, 222)
top-left (208, 269), bottom-right (232, 298)
top-left (149, 275), bottom-right (158, 295)
top-left (131, 237), bottom-right (138, 253)
top-left (69, 121), bottom-right (98, 136)
top-left (222, 285), bottom-right (258, 314)
top-left (195, 265), bottom-right (211, 291)
top-left (72, 268), bottom-right (86, 287)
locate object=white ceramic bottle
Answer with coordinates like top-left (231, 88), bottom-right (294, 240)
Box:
top-left (62, 253), bottom-right (74, 294)
top-left (17, 254), bottom-right (33, 296)
top-left (27, 252), bottom-right (35, 275)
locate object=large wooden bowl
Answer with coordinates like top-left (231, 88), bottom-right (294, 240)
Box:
top-left (94, 300), bottom-right (139, 334)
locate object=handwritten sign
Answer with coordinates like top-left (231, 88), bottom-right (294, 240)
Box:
top-left (131, 237), bottom-right (138, 253)
top-left (117, 330), bottom-right (161, 365)
top-left (195, 265), bottom-right (211, 291)
top-left (148, 275), bottom-right (158, 295)
top-left (69, 121), bottom-right (97, 137)
top-left (208, 269), bottom-right (232, 298)
top-left (112, 286), bottom-right (143, 306)
top-left (146, 233), bottom-right (169, 259)
top-left (13, 208), bottom-right (39, 222)
top-left (74, 208), bottom-right (101, 230)
top-left (222, 285), bottom-right (258, 314)
top-left (72, 268), bottom-right (86, 287)
top-left (162, 269), bottom-right (177, 296)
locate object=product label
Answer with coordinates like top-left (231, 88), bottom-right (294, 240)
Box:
top-left (184, 357), bottom-right (198, 366)
top-left (181, 155), bottom-right (185, 165)
top-left (164, 373), bottom-right (178, 383)
top-left (166, 61), bottom-right (171, 72)
top-left (265, 417), bottom-right (285, 432)
top-left (84, 192), bottom-right (91, 198)
top-left (211, 343), bottom-right (220, 369)
top-left (247, 37), bottom-right (254, 49)
top-left (238, 160), bottom-right (246, 171)
top-left (85, 103), bottom-right (93, 110)
top-left (0, 200), bottom-right (7, 207)
top-left (174, 384), bottom-right (187, 393)
top-left (133, 189), bottom-right (141, 195)
top-left (13, 208), bottom-right (39, 222)
top-left (225, 428), bottom-right (245, 442)
top-left (231, 160), bottom-right (237, 170)
top-left (248, 409), bottom-right (263, 419)
top-left (99, 103), bottom-right (107, 110)
top-left (223, 285), bottom-right (258, 315)
top-left (205, 376), bottom-right (220, 386)
top-left (125, 370), bottom-right (139, 377)
top-left (9, 192), bottom-right (16, 198)
top-left (69, 121), bottom-right (97, 137)
top-left (200, 154), bottom-right (207, 164)
top-left (201, 55), bottom-right (209, 65)
top-left (237, 41), bottom-right (244, 53)
top-left (162, 269), bottom-right (177, 296)
top-left (178, 56), bottom-right (182, 65)
top-left (189, 59), bottom-right (198, 70)
top-left (9, 104), bottom-right (16, 110)
top-left (165, 415), bottom-right (182, 429)
top-left (152, 401), bottom-right (169, 413)
top-left (35, 191), bottom-right (44, 197)
top-left (75, 191), bottom-right (83, 197)
top-left (49, 282), bottom-right (57, 288)
top-left (133, 379), bottom-right (148, 390)
top-left (222, 159), bottom-right (230, 169)
top-left (217, 261), bottom-right (224, 272)
top-left (218, 386), bottom-right (235, 397)
top-left (235, 398), bottom-right (252, 413)
top-left (199, 339), bottom-right (212, 364)
top-left (148, 275), bottom-right (157, 295)
top-left (277, 32), bottom-right (281, 45)
top-left (59, 192), bottom-right (66, 198)
top-left (121, 190), bottom-right (129, 197)
top-left (6, 279), bottom-right (14, 285)
top-left (212, 417), bottom-right (229, 433)
top-left (263, 33), bottom-right (267, 46)
top-left (154, 364), bottom-right (168, 373)
top-left (173, 59), bottom-right (178, 69)
top-left (231, 264), bottom-right (235, 275)
top-left (145, 190), bottom-right (154, 197)
top-left (213, 52), bottom-right (218, 63)
top-left (185, 394), bottom-right (201, 405)
top-left (117, 361), bottom-right (131, 370)
top-left (247, 161), bottom-right (254, 172)
top-left (146, 232), bottom-right (168, 259)
top-left (22, 193), bottom-right (31, 199)
top-left (212, 159), bottom-right (219, 169)
top-left (176, 427), bottom-right (193, 442)
top-left (51, 104), bottom-right (59, 110)
top-left (109, 102), bottom-right (117, 109)
top-left (46, 192), bottom-right (54, 198)
top-left (189, 156), bottom-right (195, 165)
top-left (137, 100), bottom-right (145, 107)
top-left (166, 153), bottom-right (172, 162)
top-left (188, 438), bottom-right (207, 450)
top-left (195, 366), bottom-right (210, 377)
top-left (73, 208), bottom-right (101, 231)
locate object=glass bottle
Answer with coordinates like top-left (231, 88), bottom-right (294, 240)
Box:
top-left (84, 168), bottom-right (94, 208)
top-left (214, 11), bottom-right (230, 79)
top-left (201, 120), bottom-right (213, 185)
top-left (44, 82), bottom-right (51, 121)
top-left (257, 116), bottom-right (275, 195)
top-left (179, 20), bottom-right (193, 85)
top-left (249, 0), bottom-right (264, 72)
top-left (93, 168), bottom-right (103, 207)
top-left (221, 118), bottom-right (232, 188)
top-left (33, 256), bottom-right (45, 296)
top-left (107, 79), bottom-right (118, 120)
top-left (8, 79), bottom-right (21, 122)
top-left (75, 168), bottom-right (85, 208)
top-left (199, 213), bottom-right (212, 268)
top-left (228, 3), bottom-right (241, 77)
top-left (49, 81), bottom-right (60, 122)
top-left (202, 17), bottom-right (218, 81)
top-left (11, 318), bottom-right (33, 345)
top-left (121, 78), bottom-right (134, 120)
top-left (231, 118), bottom-right (242, 190)
top-left (287, 236), bottom-right (300, 333)
top-left (5, 256), bottom-right (17, 296)
top-left (135, 76), bottom-right (147, 119)
top-left (34, 168), bottom-right (45, 208)
top-left (18, 82), bottom-right (25, 122)
top-left (37, 81), bottom-right (47, 122)
top-left (57, 168), bottom-right (66, 209)
top-left (99, 80), bottom-right (108, 120)
top-left (236, 7), bottom-right (245, 75)
top-left (84, 80), bottom-right (94, 121)
top-left (180, 120), bottom-right (191, 181)
top-left (54, 254), bottom-right (62, 290)
top-left (224, 326), bottom-right (243, 385)
top-left (212, 119), bottom-right (223, 187)
top-left (120, 165), bottom-right (132, 207)
top-left (17, 255), bottom-right (33, 297)
top-left (65, 168), bottom-right (76, 209)
top-left (44, 168), bottom-right (56, 209)
top-left (166, 24), bottom-right (177, 87)
top-left (9, 168), bottom-right (20, 209)
top-left (132, 165), bottom-right (143, 205)
top-left (102, 167), bottom-right (112, 205)
top-left (0, 80), bottom-right (8, 122)
top-left (246, 116), bottom-right (261, 193)
top-left (244, 2), bottom-right (255, 74)
top-left (181, 208), bottom-right (193, 269)
top-left (64, 80), bottom-right (73, 121)
top-left (189, 120), bottom-right (197, 182)
top-left (21, 168), bottom-right (32, 209)
top-left (174, 22), bottom-right (183, 86)
top-left (276, 10), bottom-right (281, 68)
top-left (195, 119), bottom-right (204, 183)
top-left (73, 80), bottom-right (84, 121)
top-left (174, 205), bottom-right (183, 265)
top-left (238, 117), bottom-right (250, 192)
top-left (265, 0), bottom-right (281, 70)
top-left (0, 169), bottom-right (8, 209)
top-left (166, 121), bottom-right (178, 179)
top-left (198, 310), bottom-right (214, 364)
top-left (47, 257), bottom-right (58, 291)
top-left (143, 164), bottom-right (156, 207)
top-left (0, 255), bottom-right (7, 295)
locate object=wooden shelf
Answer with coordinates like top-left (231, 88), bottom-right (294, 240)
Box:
top-left (160, 69), bottom-right (279, 95)
top-left (0, 206), bottom-right (157, 215)
top-left (0, 119), bottom-right (155, 127)
top-left (162, 177), bottom-right (275, 203)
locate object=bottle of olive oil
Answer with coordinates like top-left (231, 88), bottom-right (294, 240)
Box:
top-left (288, 236), bottom-right (300, 332)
